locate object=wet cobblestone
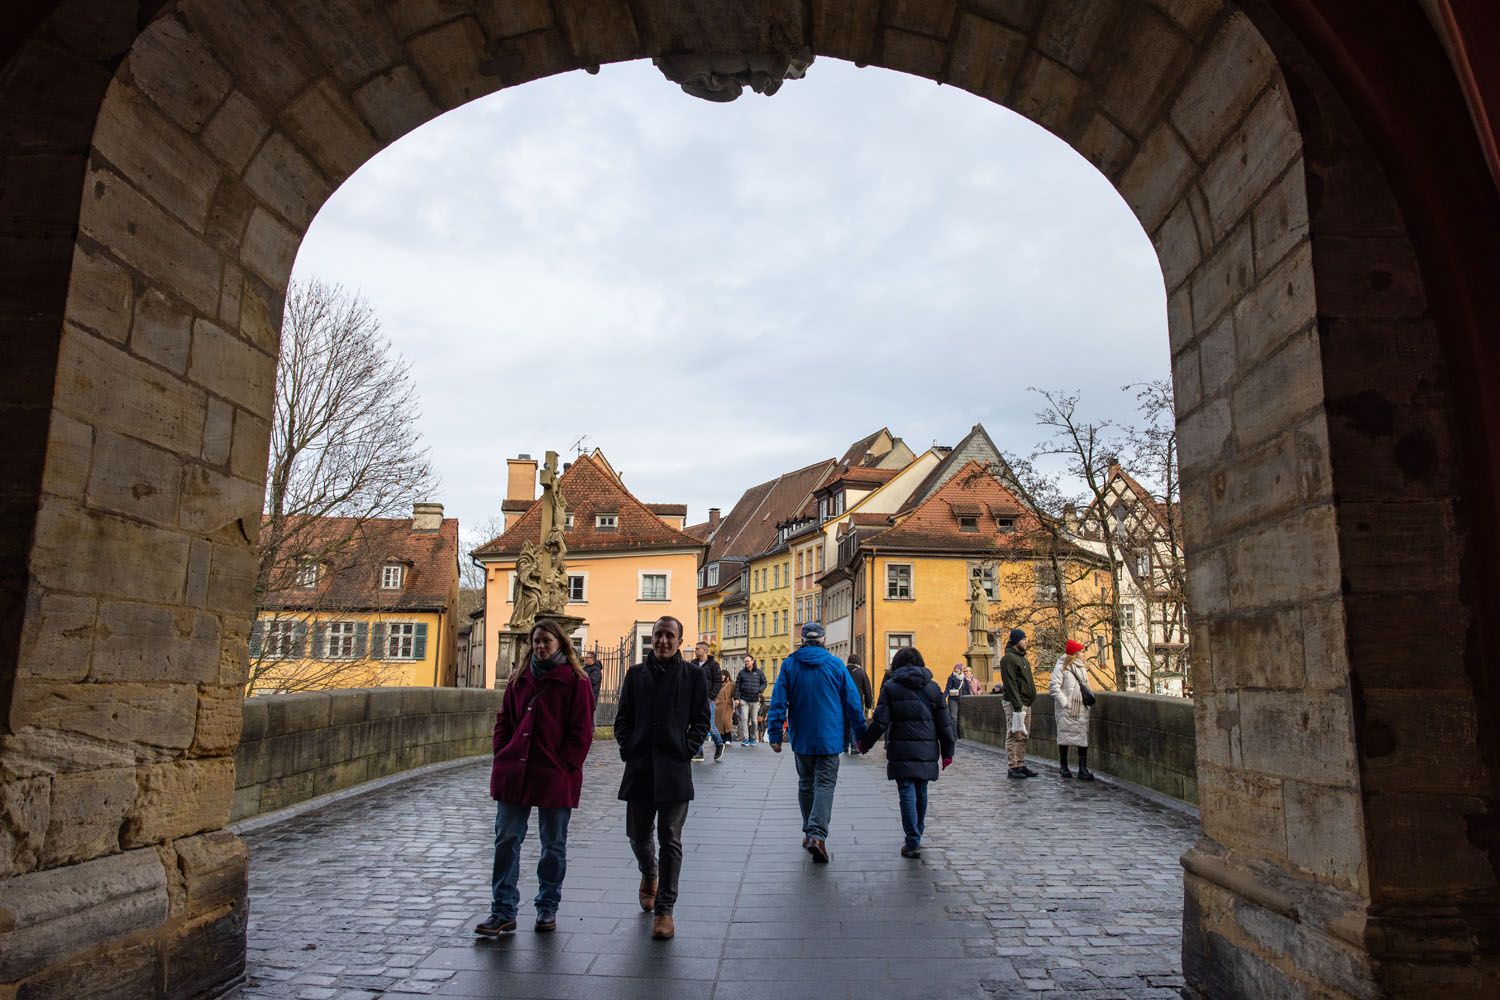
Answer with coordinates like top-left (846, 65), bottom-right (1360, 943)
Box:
top-left (242, 740), bottom-right (1196, 998)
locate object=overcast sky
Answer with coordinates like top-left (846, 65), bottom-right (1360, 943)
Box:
top-left (290, 58), bottom-right (1169, 545)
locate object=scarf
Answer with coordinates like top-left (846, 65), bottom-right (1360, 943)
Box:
top-left (529, 649), bottom-right (567, 681)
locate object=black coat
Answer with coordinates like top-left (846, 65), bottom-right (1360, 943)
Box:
top-left (584, 663), bottom-right (603, 705)
top-left (696, 656), bottom-right (724, 699)
top-left (861, 664), bottom-right (956, 782)
top-left (848, 664), bottom-right (873, 712)
top-left (614, 654), bottom-right (711, 803)
top-left (735, 666), bottom-right (767, 701)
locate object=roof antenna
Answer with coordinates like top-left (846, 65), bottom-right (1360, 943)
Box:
top-left (569, 434), bottom-right (588, 456)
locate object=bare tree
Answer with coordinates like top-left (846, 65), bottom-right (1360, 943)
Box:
top-left (461, 514), bottom-right (506, 591)
top-left (250, 280), bottom-right (436, 694)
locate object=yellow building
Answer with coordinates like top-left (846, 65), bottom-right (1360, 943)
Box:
top-left (845, 461), bottom-right (1115, 691)
top-left (747, 537), bottom-right (794, 682)
top-left (474, 451), bottom-right (706, 681)
top-left (250, 503), bottom-right (460, 693)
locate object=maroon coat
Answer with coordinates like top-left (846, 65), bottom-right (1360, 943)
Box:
top-left (490, 661), bottom-right (595, 809)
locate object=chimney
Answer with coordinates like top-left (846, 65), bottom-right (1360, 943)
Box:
top-left (506, 454), bottom-right (538, 504)
top-left (709, 508), bottom-right (721, 530)
top-left (412, 502), bottom-right (444, 531)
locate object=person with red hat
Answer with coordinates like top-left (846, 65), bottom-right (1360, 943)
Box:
top-left (1049, 639), bottom-right (1097, 780)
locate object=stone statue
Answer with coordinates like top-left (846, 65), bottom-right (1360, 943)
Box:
top-left (654, 50), bottom-right (814, 103)
top-left (969, 575), bottom-right (990, 634)
top-left (534, 450), bottom-right (569, 616)
top-left (509, 542), bottom-right (544, 629)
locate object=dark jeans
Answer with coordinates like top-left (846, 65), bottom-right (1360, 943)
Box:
top-left (625, 799), bottom-right (689, 915)
top-left (794, 753), bottom-right (841, 840)
top-left (896, 778), bottom-right (928, 849)
top-left (490, 802), bottom-right (570, 919)
top-left (947, 696), bottom-right (964, 739)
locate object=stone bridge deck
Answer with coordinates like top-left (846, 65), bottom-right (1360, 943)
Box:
top-left (240, 742), bottom-right (1196, 999)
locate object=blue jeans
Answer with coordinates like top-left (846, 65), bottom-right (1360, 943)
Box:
top-left (707, 697), bottom-right (724, 747)
top-left (896, 778), bottom-right (928, 849)
top-left (794, 753), bottom-right (841, 840)
top-left (491, 802), bottom-right (570, 919)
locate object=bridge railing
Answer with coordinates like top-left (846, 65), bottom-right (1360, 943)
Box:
top-left (961, 692), bottom-right (1198, 805)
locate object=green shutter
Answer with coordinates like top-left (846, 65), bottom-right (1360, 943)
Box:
top-left (413, 623), bottom-right (428, 661)
top-left (249, 620), bottom-right (265, 659)
top-left (372, 623), bottom-right (388, 660)
top-left (291, 622), bottom-right (308, 658)
top-left (311, 624), bottom-right (326, 659)
top-left (354, 622), bottom-right (369, 659)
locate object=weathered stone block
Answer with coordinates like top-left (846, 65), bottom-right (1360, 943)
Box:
top-left (1208, 420), bottom-right (1327, 537)
top-left (1233, 241), bottom-right (1314, 368)
top-left (122, 758), bottom-right (235, 847)
top-left (64, 245), bottom-right (132, 343)
top-left (242, 132), bottom-right (330, 230)
top-left (200, 90), bottom-right (271, 175)
top-left (40, 411), bottom-right (93, 502)
top-left (1157, 199), bottom-right (1203, 293)
top-left (1173, 344), bottom-right (1203, 414)
top-left (0, 846), bottom-right (168, 981)
top-left (182, 0), bottom-right (315, 107)
top-left (810, 0), bottom-right (879, 63)
top-left (1099, 8), bottom-right (1192, 137)
top-left (229, 406), bottom-right (271, 482)
top-left (16, 681), bottom-right (198, 753)
top-left (201, 396), bottom-right (234, 467)
top-left (131, 286), bottom-right (193, 375)
top-left (280, 0), bottom-right (401, 83)
top-left (1201, 85), bottom-right (1301, 239)
top-left (1228, 505), bottom-right (1340, 609)
top-left (1198, 761), bottom-right (1286, 857)
top-left (161, 902), bottom-right (246, 999)
top-left (173, 829), bottom-right (247, 915)
top-left (1230, 329), bottom-right (1325, 452)
top-left (91, 83), bottom-right (222, 231)
top-left (91, 601), bottom-right (219, 684)
top-left (18, 591), bottom-right (95, 682)
top-left (206, 540), bottom-right (257, 616)
top-left (239, 697), bottom-right (267, 743)
top-left (127, 15), bottom-right (233, 132)
top-left (239, 206), bottom-right (300, 285)
top-left (881, 28), bottom-right (947, 80)
top-left (1170, 12), bottom-right (1276, 159)
top-left (328, 690), bottom-right (370, 727)
top-left (1336, 500), bottom-right (1461, 596)
top-left (476, 0), bottom-right (554, 38)
top-left (1252, 161), bottom-right (1309, 275)
top-left (1189, 220), bottom-right (1253, 331)
top-left (946, 13), bottom-right (1028, 103)
top-left (408, 18), bottom-right (498, 110)
top-left (1119, 121), bottom-right (1195, 234)
top-left (1177, 397), bottom-right (1231, 475)
top-left (1363, 792), bottom-right (1496, 894)
top-left (1280, 780), bottom-right (1366, 890)
top-left (352, 65), bottom-right (441, 143)
top-left (178, 464), bottom-right (264, 536)
top-left (55, 325), bottom-right (208, 456)
top-left (1237, 689), bottom-right (1357, 786)
top-left (0, 776), bottom-right (50, 877)
top-left (1074, 111), bottom-right (1133, 180)
top-left (9, 938), bottom-right (160, 1000)
top-left (81, 165), bottom-right (221, 313)
top-left (193, 685), bottom-right (244, 755)
top-left (1198, 313), bottom-right (1236, 397)
top-left (85, 431), bottom-right (182, 528)
top-left (1185, 543), bottom-right (1229, 616)
top-left (284, 80), bottom-right (379, 183)
top-left (551, 0), bottom-right (639, 65)
top-left (40, 767), bottom-right (135, 866)
top-left (265, 692), bottom-right (332, 735)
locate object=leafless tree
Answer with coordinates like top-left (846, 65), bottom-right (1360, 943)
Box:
top-left (250, 280), bottom-right (436, 694)
top-left (461, 514), bottom-right (506, 591)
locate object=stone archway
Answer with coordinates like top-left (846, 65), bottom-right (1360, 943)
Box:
top-left (1, 2), bottom-right (1496, 997)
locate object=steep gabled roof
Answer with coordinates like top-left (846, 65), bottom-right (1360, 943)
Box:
top-left (473, 452), bottom-right (704, 558)
top-left (1109, 464), bottom-right (1181, 538)
top-left (896, 423), bottom-right (1015, 515)
top-left (867, 460), bottom-right (1047, 554)
top-left (703, 458), bottom-right (836, 564)
top-left (262, 516), bottom-right (458, 613)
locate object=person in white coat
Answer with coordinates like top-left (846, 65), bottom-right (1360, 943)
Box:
top-left (1049, 639), bottom-right (1095, 780)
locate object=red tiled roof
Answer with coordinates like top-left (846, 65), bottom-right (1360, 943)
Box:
top-left (704, 458), bottom-right (836, 563)
top-left (262, 516), bottom-right (458, 612)
top-left (647, 503), bottom-right (687, 517)
top-left (473, 452), bottom-right (704, 557)
top-left (683, 520), bottom-right (713, 541)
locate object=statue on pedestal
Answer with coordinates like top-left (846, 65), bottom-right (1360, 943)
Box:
top-left (508, 451), bottom-right (571, 631)
top-left (965, 568), bottom-right (996, 686)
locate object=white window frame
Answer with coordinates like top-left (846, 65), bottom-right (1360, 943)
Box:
top-left (639, 570), bottom-right (670, 602)
top-left (564, 512), bottom-right (574, 530)
top-left (264, 619), bottom-right (299, 659)
top-left (325, 620), bottom-right (358, 659)
top-left (1122, 604), bottom-right (1136, 629)
top-left (381, 564), bottom-right (404, 590)
top-left (886, 563), bottom-right (913, 600)
top-left (567, 573), bottom-right (588, 603)
top-left (596, 513), bottom-right (619, 531)
top-left (706, 564), bottom-right (719, 587)
top-left (295, 559), bottom-right (319, 588)
top-left (886, 632), bottom-right (914, 667)
top-left (384, 621), bottom-right (418, 660)
top-left (1134, 550), bottom-right (1151, 578)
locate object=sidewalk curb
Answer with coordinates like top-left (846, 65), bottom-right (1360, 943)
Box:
top-left (957, 738), bottom-right (1200, 820)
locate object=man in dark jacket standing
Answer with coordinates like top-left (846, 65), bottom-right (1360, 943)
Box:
top-left (766, 623), bottom-right (868, 863)
top-left (859, 646), bottom-right (955, 857)
top-left (734, 656), bottom-right (767, 746)
top-left (614, 616), bottom-right (711, 940)
top-left (582, 650), bottom-right (603, 707)
top-left (999, 629), bottom-right (1037, 779)
top-left (689, 642), bottom-right (726, 761)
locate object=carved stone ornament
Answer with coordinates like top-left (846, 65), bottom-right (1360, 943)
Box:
top-left (653, 50), bottom-right (814, 103)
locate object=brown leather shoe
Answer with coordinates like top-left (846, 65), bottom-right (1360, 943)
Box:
top-left (638, 877), bottom-right (657, 913)
top-left (651, 912), bottom-right (675, 940)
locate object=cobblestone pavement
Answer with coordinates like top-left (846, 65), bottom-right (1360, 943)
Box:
top-left (241, 740), bottom-right (1197, 999)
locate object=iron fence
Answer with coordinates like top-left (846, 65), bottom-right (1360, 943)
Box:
top-left (589, 632), bottom-right (633, 727)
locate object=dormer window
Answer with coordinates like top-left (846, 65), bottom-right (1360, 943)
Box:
top-left (564, 513), bottom-right (574, 530)
top-left (381, 564), bottom-right (404, 590)
top-left (958, 515), bottom-right (979, 533)
top-left (997, 517), bottom-right (1016, 533)
top-left (595, 513), bottom-right (618, 531)
top-left (295, 558), bottom-right (319, 588)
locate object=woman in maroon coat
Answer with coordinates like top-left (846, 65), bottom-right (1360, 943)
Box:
top-left (474, 619), bottom-right (595, 936)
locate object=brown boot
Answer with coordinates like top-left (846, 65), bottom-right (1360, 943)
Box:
top-left (638, 876), bottom-right (657, 913)
top-left (651, 912), bottom-right (675, 940)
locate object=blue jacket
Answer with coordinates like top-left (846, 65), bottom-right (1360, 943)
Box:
top-left (766, 644), bottom-right (868, 756)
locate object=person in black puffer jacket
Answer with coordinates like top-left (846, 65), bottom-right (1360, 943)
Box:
top-left (857, 646), bottom-right (956, 858)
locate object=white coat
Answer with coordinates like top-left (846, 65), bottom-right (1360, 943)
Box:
top-left (1049, 657), bottom-right (1091, 747)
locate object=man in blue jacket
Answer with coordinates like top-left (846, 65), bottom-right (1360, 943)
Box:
top-left (767, 622), bottom-right (869, 863)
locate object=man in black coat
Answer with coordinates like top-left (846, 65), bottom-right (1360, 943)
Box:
top-left (733, 656), bottom-right (767, 745)
top-left (614, 616), bottom-right (710, 940)
top-left (689, 642), bottom-right (726, 761)
top-left (859, 646), bottom-right (956, 857)
top-left (582, 650), bottom-right (603, 707)
top-left (845, 654), bottom-right (874, 754)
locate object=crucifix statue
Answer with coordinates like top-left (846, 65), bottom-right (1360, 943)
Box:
top-left (507, 450), bottom-right (570, 630)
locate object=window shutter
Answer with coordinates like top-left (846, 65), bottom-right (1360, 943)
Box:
top-left (249, 620), bottom-right (265, 659)
top-left (413, 623), bottom-right (428, 661)
top-left (291, 622), bottom-right (308, 657)
top-left (354, 622), bottom-right (369, 658)
top-left (311, 623), bottom-right (326, 659)
top-left (372, 623), bottom-right (388, 660)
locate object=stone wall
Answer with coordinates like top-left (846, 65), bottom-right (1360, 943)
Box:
top-left (232, 687), bottom-right (502, 823)
top-left (963, 693), bottom-right (1198, 805)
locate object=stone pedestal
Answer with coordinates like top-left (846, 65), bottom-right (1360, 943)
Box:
top-left (965, 642), bottom-right (994, 686)
top-left (493, 613), bottom-right (587, 686)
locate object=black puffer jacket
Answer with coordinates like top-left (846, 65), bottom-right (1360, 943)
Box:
top-left (735, 666), bottom-right (767, 701)
top-left (859, 664), bottom-right (956, 782)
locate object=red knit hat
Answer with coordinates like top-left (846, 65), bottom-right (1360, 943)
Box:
top-left (1064, 639), bottom-right (1086, 655)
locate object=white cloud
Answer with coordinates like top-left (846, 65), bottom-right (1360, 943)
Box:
top-left (291, 58), bottom-right (1169, 541)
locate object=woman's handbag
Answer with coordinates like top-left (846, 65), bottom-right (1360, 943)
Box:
top-left (1075, 667), bottom-right (1097, 708)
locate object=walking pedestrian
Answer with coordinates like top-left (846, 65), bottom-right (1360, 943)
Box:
top-left (999, 629), bottom-right (1038, 779)
top-left (944, 663), bottom-right (967, 739)
top-left (734, 656), bottom-right (767, 745)
top-left (766, 623), bottom-right (869, 863)
top-left (613, 616), bottom-right (711, 940)
top-left (689, 642), bottom-right (727, 762)
top-left (845, 654), bottom-right (874, 754)
top-left (582, 649), bottom-right (603, 706)
top-left (713, 668), bottom-right (735, 756)
top-left (1050, 640), bottom-right (1096, 780)
top-left (858, 646), bottom-right (955, 858)
top-left (475, 619), bottom-right (596, 937)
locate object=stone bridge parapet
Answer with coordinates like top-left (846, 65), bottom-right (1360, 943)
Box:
top-left (232, 688), bottom-right (503, 823)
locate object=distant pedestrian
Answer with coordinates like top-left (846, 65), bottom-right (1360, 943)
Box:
top-left (613, 616), bottom-right (710, 940)
top-left (582, 650), bottom-right (603, 707)
top-left (734, 656), bottom-right (767, 745)
top-left (944, 663), bottom-right (968, 739)
top-left (476, 618), bottom-right (595, 937)
top-left (766, 623), bottom-right (869, 863)
top-left (858, 646), bottom-right (955, 858)
top-left (1050, 640), bottom-right (1096, 781)
top-left (714, 668), bottom-right (735, 753)
top-left (999, 629), bottom-right (1037, 779)
top-left (689, 642), bottom-right (727, 762)
top-left (845, 654), bottom-right (874, 754)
